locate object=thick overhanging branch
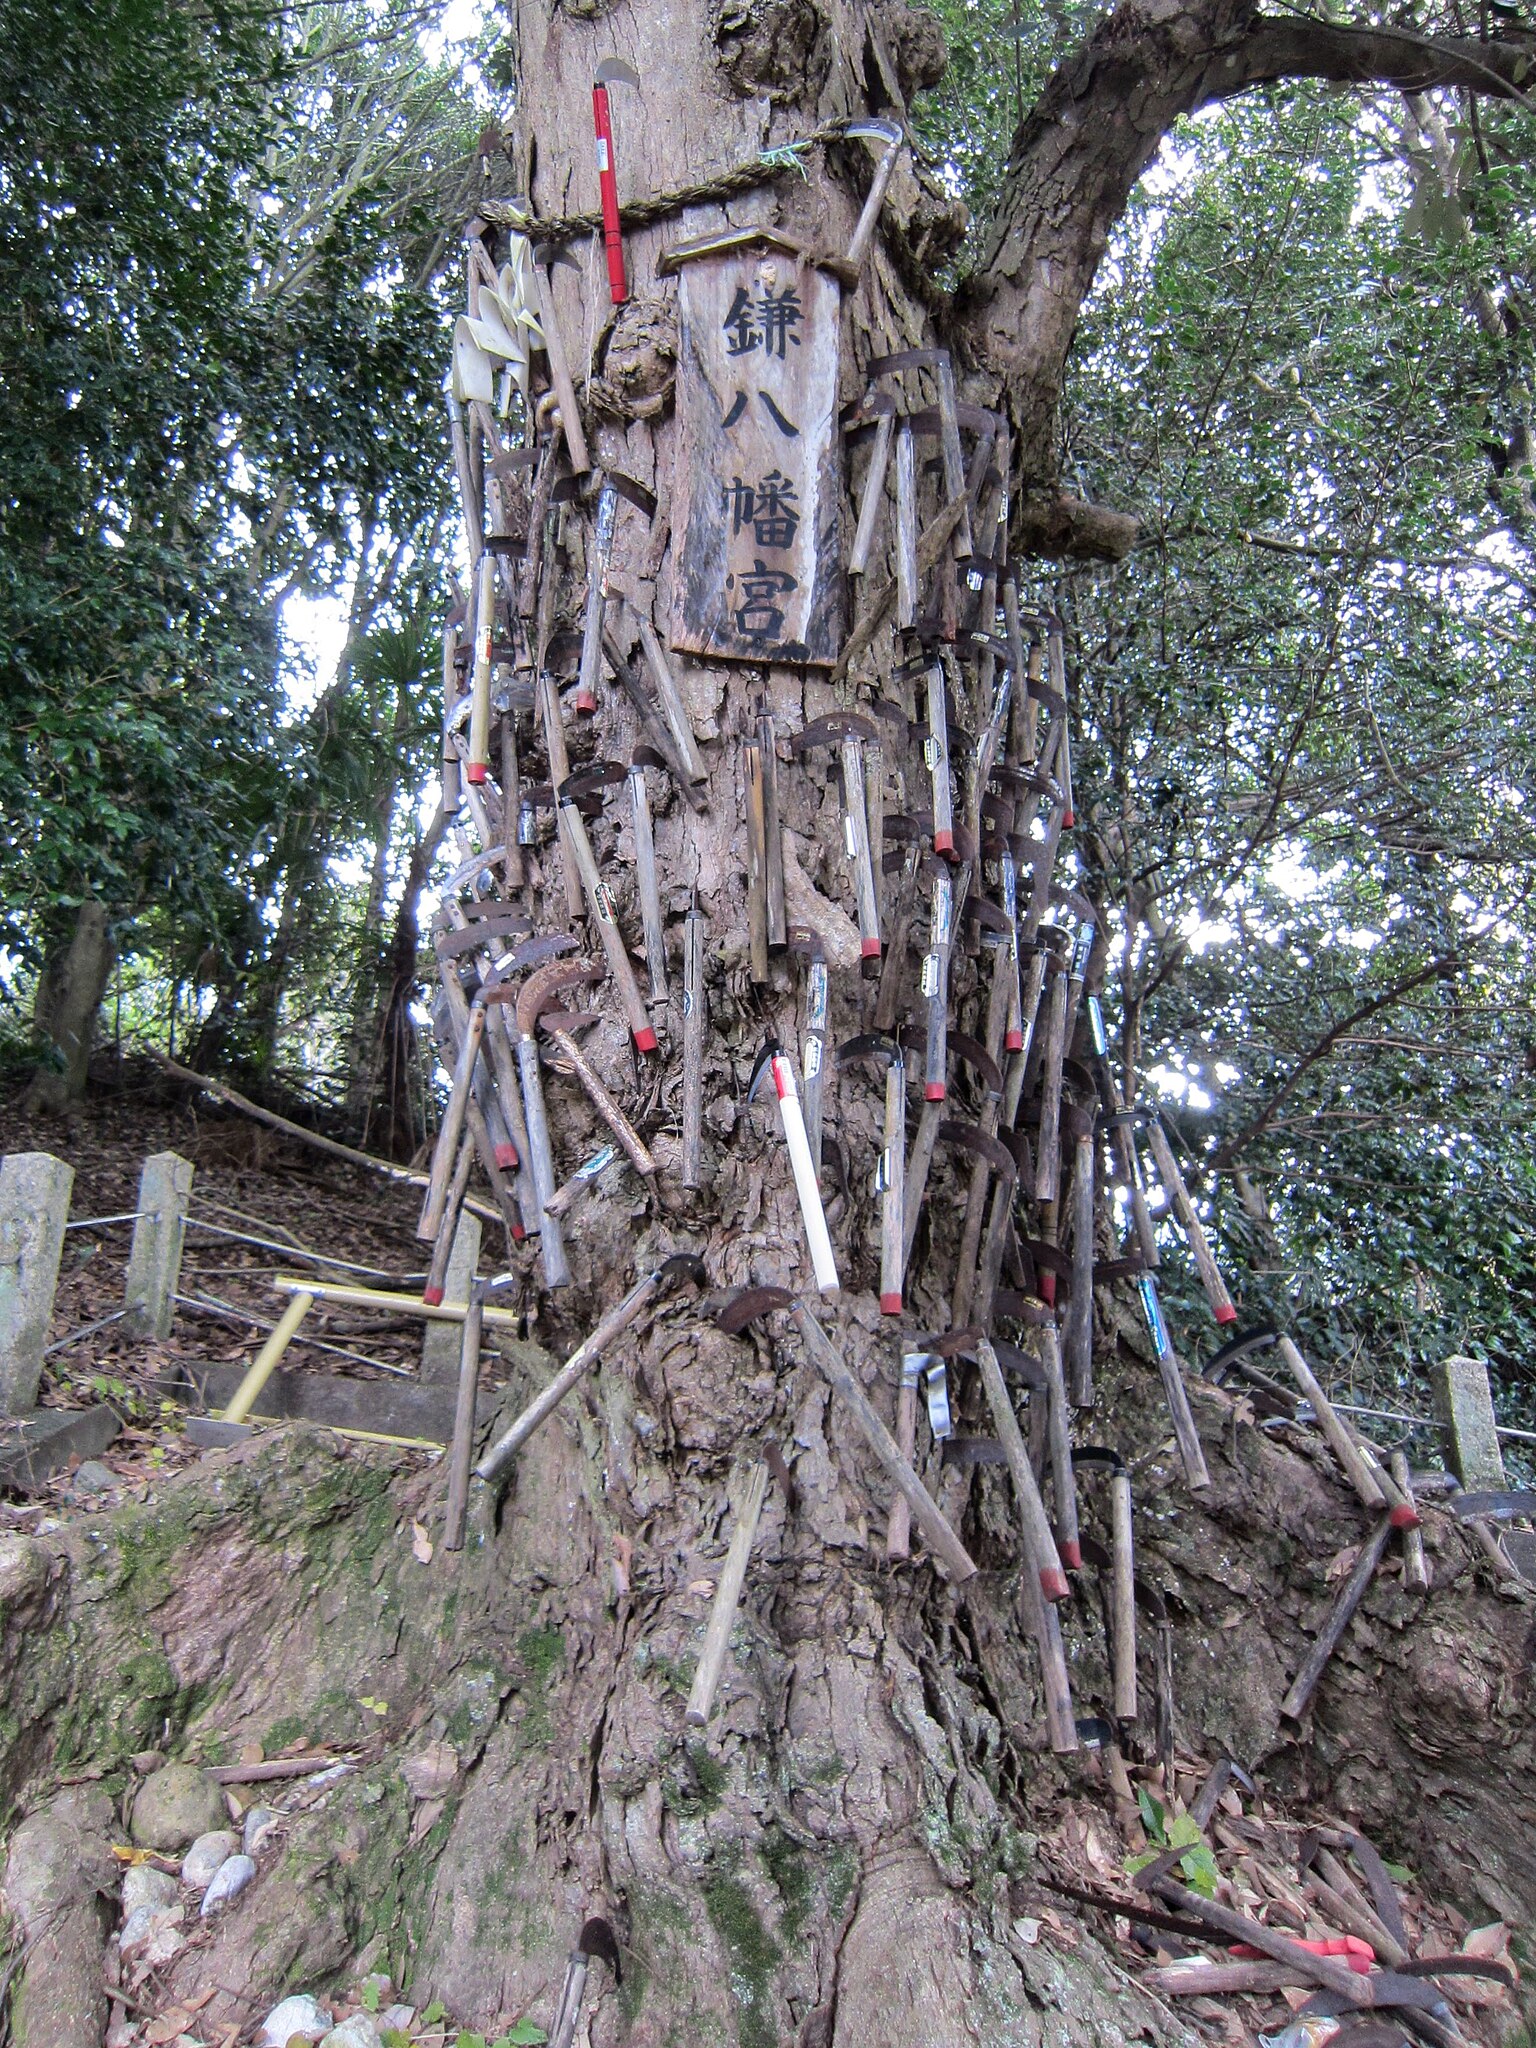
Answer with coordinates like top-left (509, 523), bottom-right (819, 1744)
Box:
top-left (1204, 19), bottom-right (1536, 105)
top-left (963, 0), bottom-right (1536, 561)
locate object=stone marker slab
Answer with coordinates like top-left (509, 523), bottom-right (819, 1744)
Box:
top-left (1431, 1353), bottom-right (1506, 1492)
top-left (0, 1152), bottom-right (75, 1415)
top-left (124, 1151), bottom-right (195, 1341)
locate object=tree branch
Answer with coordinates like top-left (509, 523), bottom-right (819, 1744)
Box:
top-left (961, 0), bottom-right (1536, 558)
top-left (1201, 956), bottom-right (1461, 1180)
top-left (1203, 17), bottom-right (1536, 108)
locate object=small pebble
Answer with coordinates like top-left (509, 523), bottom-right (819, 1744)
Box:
top-left (379, 2006), bottom-right (415, 2034)
top-left (72, 1459), bottom-right (118, 1494)
top-left (182, 1829), bottom-right (239, 1890)
top-left (243, 1803), bottom-right (279, 1856)
top-left (121, 1865), bottom-right (178, 1918)
top-left (319, 2016), bottom-right (385, 2048)
top-left (199, 1852), bottom-right (256, 1917)
top-left (120, 1902), bottom-right (180, 1955)
top-left (256, 1994), bottom-right (332, 2046)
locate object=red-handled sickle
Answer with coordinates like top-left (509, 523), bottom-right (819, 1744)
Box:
top-left (593, 58), bottom-right (640, 304)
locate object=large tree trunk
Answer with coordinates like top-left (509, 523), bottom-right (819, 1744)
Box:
top-left (24, 899), bottom-right (114, 1110)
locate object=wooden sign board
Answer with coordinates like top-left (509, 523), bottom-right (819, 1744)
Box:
top-left (670, 245), bottom-right (842, 667)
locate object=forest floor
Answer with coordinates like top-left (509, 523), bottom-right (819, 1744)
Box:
top-left (0, 1073), bottom-right (1531, 2048)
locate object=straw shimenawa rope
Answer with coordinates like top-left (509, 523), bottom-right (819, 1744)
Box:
top-left (478, 122), bottom-right (853, 242)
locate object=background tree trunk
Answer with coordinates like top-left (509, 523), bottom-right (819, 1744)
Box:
top-left (24, 899), bottom-right (115, 1110)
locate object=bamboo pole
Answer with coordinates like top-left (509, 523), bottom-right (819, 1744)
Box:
top-left (686, 1462), bottom-right (770, 1726)
top-left (223, 1290), bottom-right (315, 1424)
top-left (791, 1304), bottom-right (976, 1583)
top-left (443, 1292), bottom-right (483, 1551)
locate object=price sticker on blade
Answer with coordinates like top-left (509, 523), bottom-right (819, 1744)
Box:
top-left (920, 952), bottom-right (940, 999)
top-left (844, 815), bottom-right (858, 858)
top-left (1087, 994), bottom-right (1107, 1055)
top-left (594, 881), bottom-right (619, 925)
top-left (805, 1037), bottom-right (823, 1079)
top-left (518, 804), bottom-right (536, 844)
top-left (1001, 859), bottom-right (1018, 919)
top-left (934, 886), bottom-right (952, 945)
top-left (595, 137), bottom-right (610, 171)
top-left (681, 988), bottom-right (694, 1019)
top-left (925, 1362), bottom-right (953, 1439)
top-left (1071, 929), bottom-right (1093, 977)
top-left (874, 1147), bottom-right (891, 1195)
top-left (578, 1145), bottom-right (617, 1183)
top-left (807, 962), bottom-right (828, 1023)
top-left (967, 569), bottom-right (984, 592)
top-left (1138, 1274), bottom-right (1171, 1360)
top-left (923, 736), bottom-right (942, 771)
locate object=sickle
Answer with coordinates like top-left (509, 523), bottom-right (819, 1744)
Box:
top-left (913, 1325), bottom-right (983, 1359)
top-left (434, 915), bottom-right (536, 960)
top-left (939, 1121), bottom-right (1017, 1181)
top-left (944, 1032), bottom-right (1004, 1096)
top-left (527, 966), bottom-right (605, 1026)
top-left (559, 763), bottom-right (627, 803)
top-left (517, 958), bottom-right (599, 1038)
top-left (788, 712), bottom-right (881, 754)
top-left (715, 1285), bottom-right (796, 1335)
top-left (992, 1290), bottom-right (1056, 1328)
top-left (656, 1251), bottom-right (708, 1290)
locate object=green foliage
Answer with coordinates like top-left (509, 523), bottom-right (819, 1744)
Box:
top-left (1063, 85), bottom-right (1536, 1433)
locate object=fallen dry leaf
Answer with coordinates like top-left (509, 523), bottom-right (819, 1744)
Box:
top-left (686, 1577), bottom-right (715, 1597)
top-left (411, 1796), bottom-right (446, 1845)
top-left (400, 1740), bottom-right (459, 1800)
top-left (412, 1518), bottom-right (433, 1564)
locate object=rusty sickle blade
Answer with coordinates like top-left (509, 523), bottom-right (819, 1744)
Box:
top-left (715, 1285), bottom-right (796, 1335)
top-left (517, 958), bottom-right (599, 1038)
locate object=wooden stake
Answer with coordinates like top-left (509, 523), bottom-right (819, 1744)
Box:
top-left (1110, 1466), bottom-right (1137, 1724)
top-left (681, 891), bottom-right (705, 1188)
top-left (745, 739), bottom-right (770, 984)
top-left (1280, 1515), bottom-right (1393, 1721)
top-left (418, 1000), bottom-right (486, 1242)
top-left (1143, 1118), bottom-right (1236, 1325)
top-left (1033, 959), bottom-right (1068, 1204)
top-left (628, 755), bottom-right (668, 1003)
top-left (424, 1136), bottom-right (476, 1305)
top-left (1390, 1451), bottom-right (1429, 1589)
top-left (685, 1461), bottom-right (770, 1726)
top-left (1019, 1549), bottom-right (1078, 1752)
top-left (476, 1266), bottom-right (664, 1485)
top-left (1137, 1274), bottom-right (1211, 1490)
top-left (791, 1303), bottom-right (977, 1583)
top-left (894, 420), bottom-right (917, 629)
top-left (539, 1017), bottom-right (656, 1177)
top-left (1065, 1128), bottom-right (1095, 1407)
top-left (559, 799), bottom-right (658, 1053)
top-left (976, 1338), bottom-right (1068, 1600)
top-left (1274, 1336), bottom-right (1389, 1513)
top-left (443, 1291), bottom-right (482, 1552)
top-left (1038, 1325), bottom-right (1080, 1569)
top-left (848, 405), bottom-right (895, 576)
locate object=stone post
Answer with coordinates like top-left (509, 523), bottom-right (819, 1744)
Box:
top-left (421, 1210), bottom-right (482, 1383)
top-left (123, 1152), bottom-right (195, 1341)
top-left (0, 1152), bottom-right (75, 1415)
top-left (1431, 1354), bottom-right (1506, 1492)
